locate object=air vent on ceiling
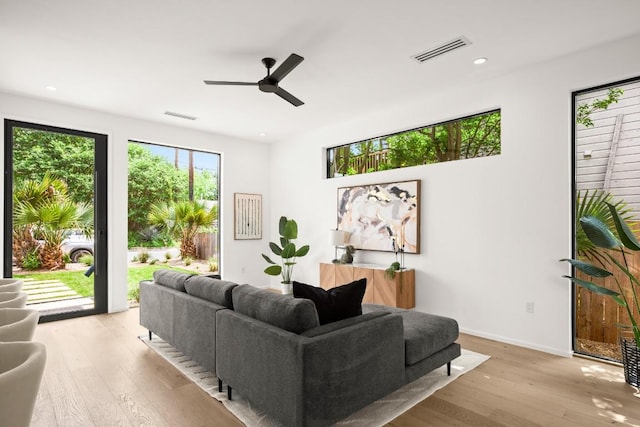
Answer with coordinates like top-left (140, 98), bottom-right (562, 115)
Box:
top-left (411, 36), bottom-right (471, 63)
top-left (164, 111), bottom-right (197, 121)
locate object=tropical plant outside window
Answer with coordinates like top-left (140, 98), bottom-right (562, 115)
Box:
top-left (326, 110), bottom-right (501, 178)
top-left (126, 142), bottom-right (220, 303)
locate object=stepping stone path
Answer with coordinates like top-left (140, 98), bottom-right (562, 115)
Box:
top-left (22, 278), bottom-right (80, 303)
top-left (22, 277), bottom-right (94, 313)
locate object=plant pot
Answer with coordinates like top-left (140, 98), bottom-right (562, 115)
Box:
top-left (620, 333), bottom-right (640, 387)
top-left (280, 282), bottom-right (293, 295)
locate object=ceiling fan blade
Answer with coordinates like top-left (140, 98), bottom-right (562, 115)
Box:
top-left (270, 53), bottom-right (304, 82)
top-left (204, 80), bottom-right (258, 86)
top-left (275, 87), bottom-right (304, 107)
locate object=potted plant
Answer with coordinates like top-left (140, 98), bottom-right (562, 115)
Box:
top-left (561, 202), bottom-right (640, 387)
top-left (262, 216), bottom-right (310, 294)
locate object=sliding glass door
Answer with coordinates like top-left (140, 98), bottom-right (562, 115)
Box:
top-left (4, 120), bottom-right (107, 321)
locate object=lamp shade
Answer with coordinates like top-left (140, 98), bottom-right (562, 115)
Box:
top-left (329, 229), bottom-right (350, 246)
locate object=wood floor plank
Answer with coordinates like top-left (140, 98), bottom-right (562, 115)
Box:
top-left (29, 308), bottom-right (640, 427)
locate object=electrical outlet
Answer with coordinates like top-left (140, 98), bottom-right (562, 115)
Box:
top-left (526, 301), bottom-right (534, 314)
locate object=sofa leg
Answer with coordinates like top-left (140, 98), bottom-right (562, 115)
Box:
top-left (447, 361), bottom-right (451, 376)
top-left (218, 378), bottom-right (223, 393)
top-left (227, 385), bottom-right (232, 401)
top-left (148, 330), bottom-right (152, 341)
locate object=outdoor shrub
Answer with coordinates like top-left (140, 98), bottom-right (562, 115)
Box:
top-left (183, 257), bottom-right (192, 266)
top-left (208, 257), bottom-right (218, 272)
top-left (165, 251), bottom-right (172, 260)
top-left (23, 250), bottom-right (41, 270)
top-left (131, 255), bottom-right (139, 262)
top-left (62, 253), bottom-right (72, 264)
top-left (139, 251), bottom-right (150, 263)
top-left (79, 254), bottom-right (94, 266)
top-left (150, 259), bottom-right (157, 265)
top-left (128, 283), bottom-right (140, 303)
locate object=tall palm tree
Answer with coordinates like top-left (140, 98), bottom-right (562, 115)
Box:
top-left (13, 173), bottom-right (93, 270)
top-left (148, 201), bottom-right (217, 259)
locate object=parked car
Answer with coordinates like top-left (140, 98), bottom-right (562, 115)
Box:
top-left (60, 230), bottom-right (94, 263)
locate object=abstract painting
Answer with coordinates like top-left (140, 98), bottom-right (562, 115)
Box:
top-left (337, 180), bottom-right (420, 253)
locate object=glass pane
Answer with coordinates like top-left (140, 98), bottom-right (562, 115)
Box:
top-left (11, 126), bottom-right (97, 316)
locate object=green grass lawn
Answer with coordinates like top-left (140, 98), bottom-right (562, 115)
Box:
top-left (16, 264), bottom-right (193, 301)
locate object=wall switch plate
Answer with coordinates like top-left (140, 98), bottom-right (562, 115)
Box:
top-left (526, 301), bottom-right (534, 314)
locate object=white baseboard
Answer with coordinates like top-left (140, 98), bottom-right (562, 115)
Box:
top-left (460, 327), bottom-right (573, 358)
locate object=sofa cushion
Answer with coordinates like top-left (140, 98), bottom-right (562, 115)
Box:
top-left (232, 285), bottom-right (320, 334)
top-left (363, 304), bottom-right (459, 365)
top-left (184, 275), bottom-right (237, 308)
top-left (293, 279), bottom-right (366, 325)
top-left (153, 269), bottom-right (194, 292)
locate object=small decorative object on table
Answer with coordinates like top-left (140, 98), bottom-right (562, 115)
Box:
top-left (340, 245), bottom-right (356, 264)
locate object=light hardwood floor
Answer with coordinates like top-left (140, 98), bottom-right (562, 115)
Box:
top-left (30, 308), bottom-right (640, 426)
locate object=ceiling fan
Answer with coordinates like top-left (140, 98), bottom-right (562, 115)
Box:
top-left (204, 53), bottom-right (305, 107)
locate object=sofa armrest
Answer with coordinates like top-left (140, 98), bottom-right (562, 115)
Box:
top-left (301, 313), bottom-right (405, 424)
top-left (215, 310), bottom-right (405, 427)
top-left (139, 280), bottom-right (177, 343)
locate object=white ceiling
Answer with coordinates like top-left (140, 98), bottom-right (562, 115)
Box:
top-left (1, 0), bottom-right (640, 143)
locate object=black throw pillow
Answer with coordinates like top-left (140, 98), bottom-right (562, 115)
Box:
top-left (293, 278), bottom-right (366, 325)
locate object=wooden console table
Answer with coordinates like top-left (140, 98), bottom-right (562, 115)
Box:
top-left (319, 263), bottom-right (415, 309)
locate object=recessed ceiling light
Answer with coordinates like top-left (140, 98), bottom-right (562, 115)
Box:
top-left (259, 132), bottom-right (266, 137)
top-left (473, 57), bottom-right (487, 65)
top-left (45, 85), bottom-right (57, 91)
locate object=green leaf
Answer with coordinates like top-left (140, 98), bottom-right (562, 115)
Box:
top-left (283, 219), bottom-right (298, 240)
top-left (559, 259), bottom-right (612, 278)
top-left (606, 202), bottom-right (640, 251)
top-left (579, 216), bottom-right (620, 249)
top-left (281, 242), bottom-right (296, 259)
top-left (278, 216), bottom-right (288, 236)
top-left (264, 265), bottom-right (282, 276)
top-left (563, 275), bottom-right (622, 300)
top-left (262, 254), bottom-right (275, 265)
top-left (269, 242), bottom-right (283, 256)
top-left (295, 245), bottom-right (310, 257)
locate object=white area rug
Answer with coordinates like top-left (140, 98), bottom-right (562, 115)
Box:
top-left (139, 335), bottom-right (489, 426)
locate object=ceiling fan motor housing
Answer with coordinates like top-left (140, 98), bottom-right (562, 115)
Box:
top-left (259, 78), bottom-right (278, 92)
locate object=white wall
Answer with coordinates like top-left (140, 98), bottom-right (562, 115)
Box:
top-left (0, 92), bottom-right (271, 312)
top-left (269, 33), bottom-right (640, 356)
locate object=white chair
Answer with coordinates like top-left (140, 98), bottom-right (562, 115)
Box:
top-left (0, 309), bottom-right (39, 341)
top-left (0, 292), bottom-right (28, 309)
top-left (0, 342), bottom-right (47, 427)
top-left (0, 279), bottom-right (24, 293)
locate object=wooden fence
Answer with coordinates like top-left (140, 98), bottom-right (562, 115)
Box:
top-left (576, 245), bottom-right (640, 344)
top-left (194, 232), bottom-right (218, 261)
top-left (349, 151), bottom-right (389, 173)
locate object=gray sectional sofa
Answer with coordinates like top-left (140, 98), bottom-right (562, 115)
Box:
top-left (139, 270), bottom-right (460, 427)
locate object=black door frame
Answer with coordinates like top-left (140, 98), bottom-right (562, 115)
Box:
top-left (571, 75), bottom-right (640, 355)
top-left (3, 119), bottom-right (108, 322)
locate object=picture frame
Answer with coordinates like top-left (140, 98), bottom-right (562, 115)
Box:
top-left (337, 180), bottom-right (420, 253)
top-left (234, 193), bottom-right (262, 240)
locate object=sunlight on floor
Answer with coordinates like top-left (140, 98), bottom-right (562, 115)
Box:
top-left (593, 397), bottom-right (640, 427)
top-left (581, 364), bottom-right (625, 383)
